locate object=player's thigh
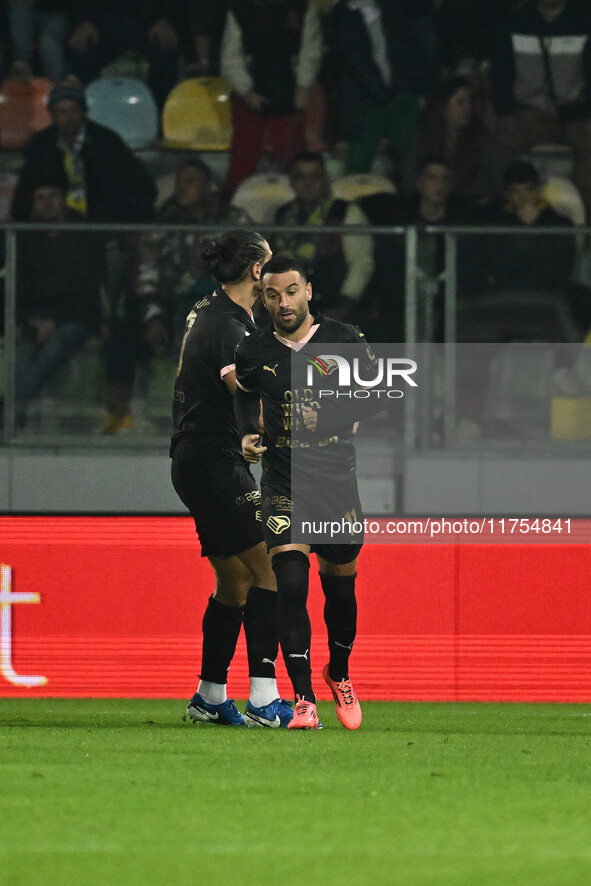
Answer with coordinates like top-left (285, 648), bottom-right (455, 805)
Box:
top-left (315, 552), bottom-right (359, 575)
top-left (236, 541), bottom-right (277, 591)
top-left (260, 481), bottom-right (296, 550)
top-left (171, 440), bottom-right (263, 558)
top-left (208, 553), bottom-right (253, 606)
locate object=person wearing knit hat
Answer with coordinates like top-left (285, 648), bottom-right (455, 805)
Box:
top-left (11, 77), bottom-right (156, 222)
top-left (47, 79), bottom-right (88, 114)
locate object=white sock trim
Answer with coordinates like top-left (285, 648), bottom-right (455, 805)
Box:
top-left (249, 676), bottom-right (279, 708)
top-left (198, 680), bottom-right (227, 705)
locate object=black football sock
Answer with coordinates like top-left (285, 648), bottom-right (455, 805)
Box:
top-left (243, 585), bottom-right (279, 679)
top-left (272, 550), bottom-right (315, 703)
top-left (199, 594), bottom-right (243, 685)
top-left (320, 572), bottom-right (357, 682)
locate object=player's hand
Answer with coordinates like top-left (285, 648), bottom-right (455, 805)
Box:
top-left (301, 405), bottom-right (317, 431)
top-left (242, 433), bottom-right (267, 463)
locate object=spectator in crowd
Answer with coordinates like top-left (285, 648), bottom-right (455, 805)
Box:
top-left (490, 0), bottom-right (591, 217)
top-left (14, 176), bottom-right (106, 424)
top-left (185, 0), bottom-right (228, 75)
top-left (6, 0), bottom-right (71, 82)
top-left (11, 77), bottom-right (157, 222)
top-left (356, 156), bottom-right (481, 340)
top-left (485, 160), bottom-right (576, 291)
top-left (436, 0), bottom-right (517, 75)
top-left (102, 158), bottom-right (252, 434)
top-left (220, 0), bottom-right (323, 196)
top-left (272, 151), bottom-right (374, 321)
top-left (329, 0), bottom-right (439, 176)
top-left (403, 75), bottom-right (504, 207)
top-left (67, 1), bottom-right (182, 110)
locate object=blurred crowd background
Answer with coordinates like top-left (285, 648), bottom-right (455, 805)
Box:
top-left (2, 0), bottom-right (591, 437)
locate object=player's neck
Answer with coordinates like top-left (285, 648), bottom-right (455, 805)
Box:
top-left (222, 282), bottom-right (255, 313)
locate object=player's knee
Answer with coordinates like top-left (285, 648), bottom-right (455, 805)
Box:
top-left (319, 571), bottom-right (357, 605)
top-left (250, 558), bottom-right (277, 592)
top-left (213, 580), bottom-right (249, 607)
top-left (272, 550), bottom-right (310, 604)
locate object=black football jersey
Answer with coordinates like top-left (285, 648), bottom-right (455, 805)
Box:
top-left (235, 314), bottom-right (372, 487)
top-left (172, 287), bottom-right (256, 448)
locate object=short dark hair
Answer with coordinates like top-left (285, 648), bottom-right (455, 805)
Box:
top-left (200, 231), bottom-right (268, 284)
top-left (288, 151), bottom-right (326, 172)
top-left (417, 154), bottom-right (453, 176)
top-left (260, 255), bottom-right (309, 284)
top-left (503, 160), bottom-right (540, 188)
top-left (177, 157), bottom-right (212, 183)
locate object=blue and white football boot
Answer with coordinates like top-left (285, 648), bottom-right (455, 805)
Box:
top-left (244, 697), bottom-right (294, 728)
top-left (186, 692), bottom-right (246, 726)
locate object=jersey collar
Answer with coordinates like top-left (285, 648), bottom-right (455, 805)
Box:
top-left (273, 323), bottom-right (320, 351)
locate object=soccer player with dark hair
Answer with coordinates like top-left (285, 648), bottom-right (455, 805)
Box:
top-left (171, 231), bottom-right (293, 728)
top-left (234, 255), bottom-right (371, 730)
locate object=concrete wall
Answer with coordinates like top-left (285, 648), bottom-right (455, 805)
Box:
top-left (1, 439), bottom-right (589, 515)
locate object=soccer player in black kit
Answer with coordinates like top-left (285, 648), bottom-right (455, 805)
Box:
top-left (234, 255), bottom-right (369, 730)
top-left (171, 231), bottom-right (293, 728)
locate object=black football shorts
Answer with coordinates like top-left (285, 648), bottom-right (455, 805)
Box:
top-left (171, 436), bottom-right (263, 558)
top-left (261, 471), bottom-right (363, 564)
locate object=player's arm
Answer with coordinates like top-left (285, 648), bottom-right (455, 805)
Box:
top-left (234, 385), bottom-right (266, 463)
top-left (222, 368), bottom-right (238, 395)
top-left (234, 341), bottom-right (267, 463)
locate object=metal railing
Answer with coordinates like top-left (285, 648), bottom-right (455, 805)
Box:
top-left (2, 221), bottom-right (590, 450)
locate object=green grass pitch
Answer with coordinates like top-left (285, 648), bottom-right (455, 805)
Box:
top-left (1, 699), bottom-right (590, 885)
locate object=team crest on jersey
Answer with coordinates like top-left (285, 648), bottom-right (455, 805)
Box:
top-left (303, 355), bottom-right (340, 377)
top-left (267, 515), bottom-right (290, 534)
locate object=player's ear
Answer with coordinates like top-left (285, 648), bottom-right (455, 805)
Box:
top-left (305, 282), bottom-right (312, 301)
top-left (252, 262), bottom-right (263, 282)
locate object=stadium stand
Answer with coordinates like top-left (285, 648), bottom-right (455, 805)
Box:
top-left (85, 76), bottom-right (159, 151)
top-left (160, 77), bottom-right (232, 151)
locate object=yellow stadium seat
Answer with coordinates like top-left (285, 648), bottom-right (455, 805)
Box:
top-left (231, 173), bottom-right (295, 223)
top-left (161, 77), bottom-right (232, 151)
top-left (0, 77), bottom-right (53, 150)
top-left (331, 174), bottom-right (396, 202)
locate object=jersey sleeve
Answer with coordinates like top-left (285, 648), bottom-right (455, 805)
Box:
top-left (234, 336), bottom-right (259, 393)
top-left (218, 316), bottom-right (249, 379)
top-left (233, 338), bottom-right (261, 437)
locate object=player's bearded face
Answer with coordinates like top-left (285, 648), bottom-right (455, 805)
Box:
top-left (262, 271), bottom-right (312, 333)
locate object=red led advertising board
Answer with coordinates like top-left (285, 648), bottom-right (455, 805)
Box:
top-left (1, 516), bottom-right (590, 700)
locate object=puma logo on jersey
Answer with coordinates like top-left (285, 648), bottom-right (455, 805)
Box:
top-left (263, 363), bottom-right (279, 376)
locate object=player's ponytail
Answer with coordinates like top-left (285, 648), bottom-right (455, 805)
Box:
top-left (200, 231), bottom-right (268, 284)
